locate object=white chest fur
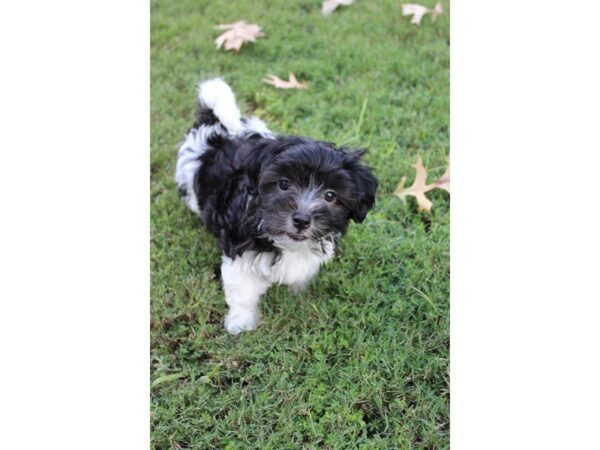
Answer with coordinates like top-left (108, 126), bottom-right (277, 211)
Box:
top-left (234, 238), bottom-right (335, 286)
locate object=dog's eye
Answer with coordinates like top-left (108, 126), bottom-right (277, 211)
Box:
top-left (278, 179), bottom-right (291, 191)
top-left (324, 191), bottom-right (336, 202)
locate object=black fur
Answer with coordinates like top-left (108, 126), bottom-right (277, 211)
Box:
top-left (191, 119), bottom-right (378, 258)
top-left (192, 105), bottom-right (219, 129)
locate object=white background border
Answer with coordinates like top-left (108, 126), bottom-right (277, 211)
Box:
top-left (452, 0), bottom-right (600, 448)
top-left (0, 1), bottom-right (149, 448)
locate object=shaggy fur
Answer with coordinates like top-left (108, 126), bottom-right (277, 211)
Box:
top-left (176, 78), bottom-right (378, 334)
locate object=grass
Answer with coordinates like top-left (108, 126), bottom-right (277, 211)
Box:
top-left (151, 0), bottom-right (449, 448)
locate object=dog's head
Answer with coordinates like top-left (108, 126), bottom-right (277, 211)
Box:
top-left (238, 137), bottom-right (378, 246)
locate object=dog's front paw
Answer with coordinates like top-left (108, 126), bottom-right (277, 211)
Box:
top-left (224, 308), bottom-right (259, 335)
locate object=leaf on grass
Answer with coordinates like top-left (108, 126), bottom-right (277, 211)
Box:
top-left (322, 0), bottom-right (354, 16)
top-left (401, 2), bottom-right (443, 25)
top-left (263, 73), bottom-right (308, 90)
top-left (214, 20), bottom-right (265, 52)
top-left (151, 372), bottom-right (185, 388)
top-left (393, 156), bottom-right (450, 212)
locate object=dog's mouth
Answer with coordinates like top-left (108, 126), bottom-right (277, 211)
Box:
top-left (287, 233), bottom-right (308, 241)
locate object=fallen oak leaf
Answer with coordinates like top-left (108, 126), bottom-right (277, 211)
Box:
top-left (263, 73), bottom-right (308, 90)
top-left (393, 157), bottom-right (450, 212)
top-left (322, 0), bottom-right (354, 16)
top-left (214, 20), bottom-right (264, 52)
top-left (401, 2), bottom-right (443, 25)
top-left (401, 4), bottom-right (430, 25)
top-left (394, 157), bottom-right (433, 211)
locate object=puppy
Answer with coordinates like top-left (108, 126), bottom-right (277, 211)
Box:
top-left (175, 78), bottom-right (378, 334)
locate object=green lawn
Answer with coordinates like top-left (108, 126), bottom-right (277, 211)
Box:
top-left (151, 0), bottom-right (449, 448)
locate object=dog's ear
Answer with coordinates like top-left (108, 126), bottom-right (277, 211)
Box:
top-left (343, 149), bottom-right (378, 223)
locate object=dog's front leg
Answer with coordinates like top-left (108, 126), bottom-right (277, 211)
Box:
top-left (221, 255), bottom-right (270, 335)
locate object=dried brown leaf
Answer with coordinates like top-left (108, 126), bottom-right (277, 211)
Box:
top-left (322, 0), bottom-right (354, 16)
top-left (393, 157), bottom-right (450, 212)
top-left (401, 2), bottom-right (443, 25)
top-left (214, 20), bottom-right (264, 52)
top-left (263, 73), bottom-right (308, 90)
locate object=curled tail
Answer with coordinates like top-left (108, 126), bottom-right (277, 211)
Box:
top-left (194, 78), bottom-right (243, 134)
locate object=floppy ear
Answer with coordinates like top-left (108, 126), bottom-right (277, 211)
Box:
top-left (344, 149), bottom-right (378, 223)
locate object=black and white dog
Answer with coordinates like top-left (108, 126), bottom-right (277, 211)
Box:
top-left (176, 79), bottom-right (378, 334)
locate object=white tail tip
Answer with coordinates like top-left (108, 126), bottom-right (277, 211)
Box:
top-left (197, 78), bottom-right (243, 134)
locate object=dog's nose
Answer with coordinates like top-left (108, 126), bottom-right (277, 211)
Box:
top-left (292, 212), bottom-right (311, 230)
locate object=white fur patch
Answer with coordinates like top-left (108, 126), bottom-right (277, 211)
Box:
top-left (243, 116), bottom-right (274, 138)
top-left (221, 255), bottom-right (270, 334)
top-left (198, 78), bottom-right (243, 134)
top-left (175, 124), bottom-right (221, 215)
